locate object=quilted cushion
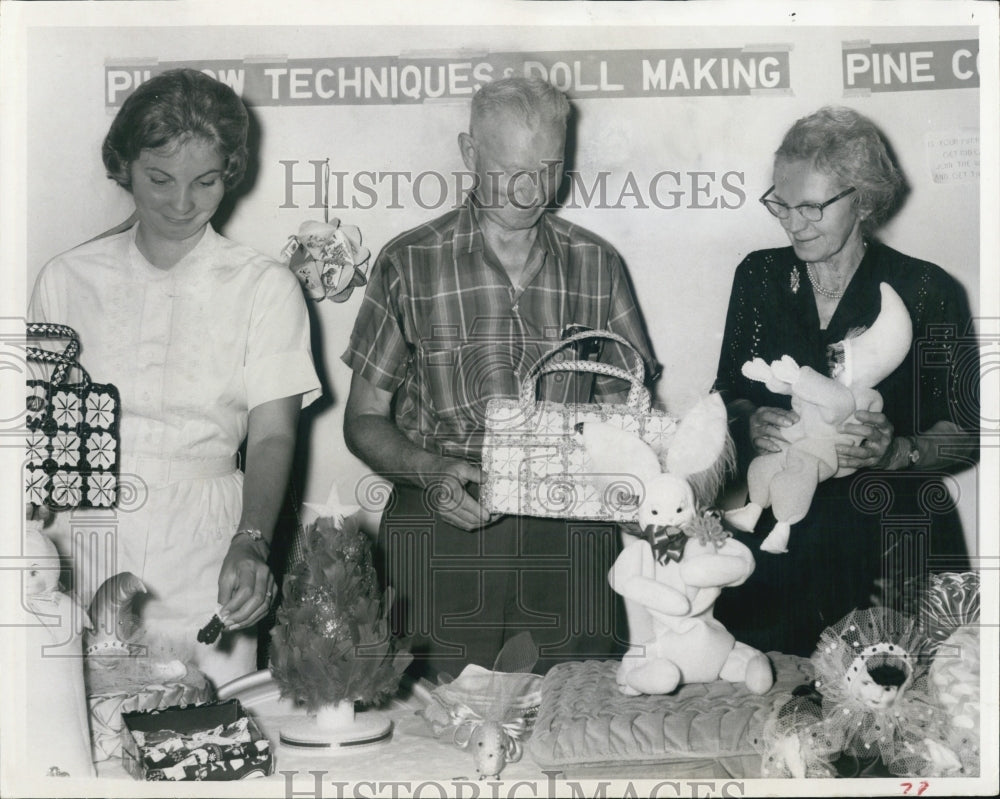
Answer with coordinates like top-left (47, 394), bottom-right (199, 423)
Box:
top-left (528, 653), bottom-right (812, 778)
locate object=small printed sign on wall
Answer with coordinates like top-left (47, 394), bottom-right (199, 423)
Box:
top-left (925, 129), bottom-right (980, 184)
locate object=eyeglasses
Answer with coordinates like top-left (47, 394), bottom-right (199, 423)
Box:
top-left (759, 186), bottom-right (857, 222)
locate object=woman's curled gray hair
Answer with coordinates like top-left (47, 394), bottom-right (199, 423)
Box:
top-left (776, 105), bottom-right (905, 231)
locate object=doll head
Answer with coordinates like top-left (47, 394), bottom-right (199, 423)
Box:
top-left (813, 607), bottom-right (927, 710)
top-left (24, 526), bottom-right (61, 596)
top-left (638, 473), bottom-right (696, 531)
top-left (844, 647), bottom-right (912, 709)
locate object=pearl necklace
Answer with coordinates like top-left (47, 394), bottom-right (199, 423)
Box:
top-left (806, 242), bottom-right (867, 300)
top-left (806, 263), bottom-right (846, 298)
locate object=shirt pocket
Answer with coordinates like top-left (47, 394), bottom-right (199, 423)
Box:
top-left (417, 342), bottom-right (521, 433)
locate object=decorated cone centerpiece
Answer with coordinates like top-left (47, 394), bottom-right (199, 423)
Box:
top-left (268, 489), bottom-right (411, 749)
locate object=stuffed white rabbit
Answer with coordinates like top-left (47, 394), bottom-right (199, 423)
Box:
top-left (579, 393), bottom-right (773, 696)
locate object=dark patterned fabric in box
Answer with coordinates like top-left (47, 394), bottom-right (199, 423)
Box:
top-left (528, 653), bottom-right (813, 779)
top-left (87, 677), bottom-right (213, 762)
top-left (121, 700), bottom-right (273, 781)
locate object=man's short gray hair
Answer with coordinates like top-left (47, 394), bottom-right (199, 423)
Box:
top-left (470, 76), bottom-right (570, 137)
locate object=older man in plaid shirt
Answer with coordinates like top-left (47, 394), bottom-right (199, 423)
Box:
top-left (342, 76), bottom-right (656, 679)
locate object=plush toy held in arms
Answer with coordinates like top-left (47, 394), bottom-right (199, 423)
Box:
top-left (580, 392), bottom-right (774, 696)
top-left (725, 282), bottom-right (913, 553)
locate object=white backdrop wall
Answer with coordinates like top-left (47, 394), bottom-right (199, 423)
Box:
top-left (22, 23), bottom-right (983, 550)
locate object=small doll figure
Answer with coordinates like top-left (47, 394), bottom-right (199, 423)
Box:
top-left (23, 521), bottom-right (96, 777)
top-left (419, 632), bottom-right (541, 780)
top-left (758, 607), bottom-right (966, 778)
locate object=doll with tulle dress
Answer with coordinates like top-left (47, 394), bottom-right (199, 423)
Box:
top-left (757, 606), bottom-right (976, 778)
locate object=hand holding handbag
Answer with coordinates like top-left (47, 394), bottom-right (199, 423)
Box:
top-left (25, 323), bottom-right (121, 509)
top-left (480, 329), bottom-right (676, 522)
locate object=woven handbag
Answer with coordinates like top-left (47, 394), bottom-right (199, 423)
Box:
top-left (480, 329), bottom-right (676, 522)
top-left (25, 323), bottom-right (121, 509)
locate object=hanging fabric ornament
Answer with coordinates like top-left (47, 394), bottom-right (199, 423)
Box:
top-left (283, 159), bottom-right (372, 303)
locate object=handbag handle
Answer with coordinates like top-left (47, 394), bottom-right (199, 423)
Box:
top-left (519, 329), bottom-right (651, 412)
top-left (26, 323), bottom-right (88, 387)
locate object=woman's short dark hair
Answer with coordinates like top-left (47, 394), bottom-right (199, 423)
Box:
top-left (102, 68), bottom-right (249, 191)
top-left (776, 105), bottom-right (905, 231)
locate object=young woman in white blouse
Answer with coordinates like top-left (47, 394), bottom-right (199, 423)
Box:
top-left (30, 68), bottom-right (321, 687)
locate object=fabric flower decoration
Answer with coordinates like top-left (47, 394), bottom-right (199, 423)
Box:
top-left (53, 391), bottom-right (80, 426)
top-left (86, 392), bottom-right (117, 429)
top-left (50, 472), bottom-right (82, 507)
top-left (283, 219), bottom-right (371, 303)
top-left (86, 431), bottom-right (117, 470)
top-left (87, 473), bottom-right (118, 507)
top-left (25, 470), bottom-right (48, 506)
top-left (52, 432), bottom-right (81, 467)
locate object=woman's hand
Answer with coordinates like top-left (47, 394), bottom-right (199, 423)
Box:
top-left (217, 537), bottom-right (275, 631)
top-left (749, 406), bottom-right (799, 454)
top-left (218, 395), bottom-right (297, 631)
top-left (837, 409), bottom-right (896, 470)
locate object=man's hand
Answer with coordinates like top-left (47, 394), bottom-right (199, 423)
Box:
top-left (344, 373), bottom-right (500, 532)
top-left (424, 456), bottom-right (500, 531)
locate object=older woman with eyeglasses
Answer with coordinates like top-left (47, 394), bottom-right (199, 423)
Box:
top-left (712, 106), bottom-right (977, 656)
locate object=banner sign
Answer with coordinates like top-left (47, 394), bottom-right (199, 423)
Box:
top-left (842, 39), bottom-right (979, 93)
top-left (105, 46), bottom-right (792, 107)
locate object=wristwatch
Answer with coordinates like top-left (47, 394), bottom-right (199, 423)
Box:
top-left (903, 436), bottom-right (921, 468)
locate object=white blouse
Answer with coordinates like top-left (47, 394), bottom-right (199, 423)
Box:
top-left (29, 223), bottom-right (321, 466)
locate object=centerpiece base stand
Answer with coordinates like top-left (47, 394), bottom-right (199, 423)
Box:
top-left (279, 700), bottom-right (393, 751)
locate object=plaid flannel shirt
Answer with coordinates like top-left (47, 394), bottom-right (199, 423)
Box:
top-left (342, 197), bottom-right (655, 461)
